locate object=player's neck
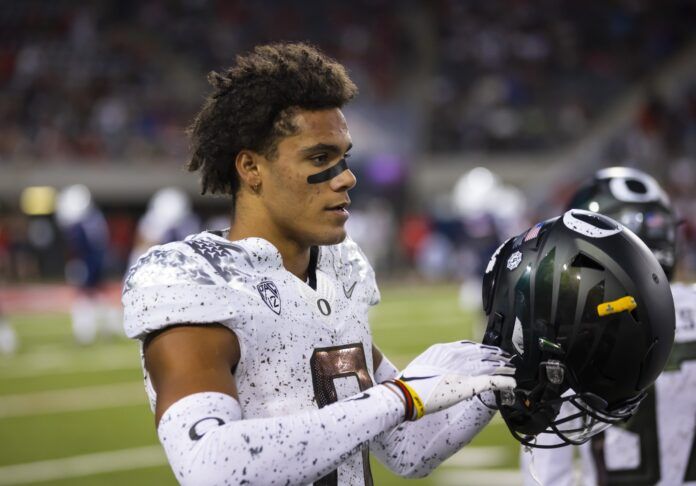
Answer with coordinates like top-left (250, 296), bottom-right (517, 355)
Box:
top-left (276, 242), bottom-right (311, 282)
top-left (227, 205), bottom-right (311, 281)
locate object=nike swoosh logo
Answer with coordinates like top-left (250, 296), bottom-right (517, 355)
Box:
top-left (343, 281), bottom-right (357, 299)
top-left (400, 375), bottom-right (438, 382)
top-left (346, 392), bottom-right (370, 401)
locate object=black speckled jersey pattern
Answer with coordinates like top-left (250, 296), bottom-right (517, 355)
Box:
top-left (122, 231), bottom-right (380, 485)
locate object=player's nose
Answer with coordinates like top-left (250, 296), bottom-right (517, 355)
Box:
top-left (330, 168), bottom-right (357, 192)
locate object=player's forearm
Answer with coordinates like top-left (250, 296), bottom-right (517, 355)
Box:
top-left (370, 350), bottom-right (499, 477)
top-left (157, 386), bottom-right (404, 486)
top-left (371, 395), bottom-right (496, 478)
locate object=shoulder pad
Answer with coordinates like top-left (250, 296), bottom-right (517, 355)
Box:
top-left (123, 233), bottom-right (258, 294)
top-left (123, 241), bottom-right (217, 294)
top-left (181, 233), bottom-right (257, 284)
top-left (122, 234), bottom-right (256, 339)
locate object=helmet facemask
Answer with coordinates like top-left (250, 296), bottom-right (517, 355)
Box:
top-left (493, 360), bottom-right (645, 448)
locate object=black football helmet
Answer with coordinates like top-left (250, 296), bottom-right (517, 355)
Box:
top-left (567, 167), bottom-right (677, 280)
top-left (482, 209), bottom-right (675, 448)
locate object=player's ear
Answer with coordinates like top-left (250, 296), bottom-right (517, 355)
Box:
top-left (235, 150), bottom-right (262, 192)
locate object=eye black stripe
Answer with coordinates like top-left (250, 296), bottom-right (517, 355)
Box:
top-left (307, 158), bottom-right (348, 184)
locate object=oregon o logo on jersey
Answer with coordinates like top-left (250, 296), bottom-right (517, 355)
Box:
top-left (317, 298), bottom-right (331, 316)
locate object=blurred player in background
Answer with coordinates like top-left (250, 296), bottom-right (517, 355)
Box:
top-left (55, 184), bottom-right (121, 344)
top-left (521, 167), bottom-right (696, 485)
top-left (0, 214), bottom-right (19, 354)
top-left (128, 187), bottom-right (200, 267)
top-left (0, 306), bottom-right (18, 354)
top-left (122, 42), bottom-right (517, 485)
top-left (452, 167), bottom-right (527, 314)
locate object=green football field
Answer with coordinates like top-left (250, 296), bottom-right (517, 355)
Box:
top-left (0, 283), bottom-right (522, 485)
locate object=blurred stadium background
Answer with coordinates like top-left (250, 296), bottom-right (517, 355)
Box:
top-left (1, 1), bottom-right (695, 484)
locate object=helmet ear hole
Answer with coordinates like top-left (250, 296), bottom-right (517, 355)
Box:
top-left (570, 253), bottom-right (604, 271)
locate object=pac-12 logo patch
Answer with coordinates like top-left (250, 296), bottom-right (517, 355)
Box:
top-left (257, 280), bottom-right (281, 315)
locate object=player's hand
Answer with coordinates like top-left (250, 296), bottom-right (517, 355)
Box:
top-left (386, 341), bottom-right (516, 420)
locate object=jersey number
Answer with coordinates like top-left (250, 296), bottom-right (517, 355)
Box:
top-left (310, 343), bottom-right (374, 486)
top-left (591, 340), bottom-right (696, 484)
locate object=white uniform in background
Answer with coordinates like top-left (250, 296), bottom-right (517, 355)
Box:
top-left (55, 184), bottom-right (120, 344)
top-left (0, 315), bottom-right (18, 354)
top-left (128, 187), bottom-right (200, 267)
top-left (521, 283), bottom-right (696, 486)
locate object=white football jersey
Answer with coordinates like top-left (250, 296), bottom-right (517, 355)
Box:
top-left (123, 230), bottom-right (381, 486)
top-left (521, 283), bottom-right (696, 486)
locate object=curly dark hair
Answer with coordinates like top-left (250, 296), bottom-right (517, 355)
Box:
top-left (187, 42), bottom-right (358, 196)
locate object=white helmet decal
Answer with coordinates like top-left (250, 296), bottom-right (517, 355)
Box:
top-left (596, 167), bottom-right (669, 204)
top-left (563, 210), bottom-right (622, 238)
top-left (512, 316), bottom-right (524, 354)
top-left (485, 238), bottom-right (511, 274)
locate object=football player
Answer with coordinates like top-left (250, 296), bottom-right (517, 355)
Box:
top-left (0, 307), bottom-right (17, 355)
top-left (122, 43), bottom-right (516, 485)
top-left (56, 184), bottom-right (120, 344)
top-left (520, 167), bottom-right (695, 485)
top-left (128, 187), bottom-right (200, 268)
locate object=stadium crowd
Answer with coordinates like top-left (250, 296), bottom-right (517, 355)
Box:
top-left (429, 0), bottom-right (695, 151)
top-left (0, 0), bottom-right (695, 283)
top-left (1, 0), bottom-right (695, 163)
top-left (0, 0), bottom-right (414, 163)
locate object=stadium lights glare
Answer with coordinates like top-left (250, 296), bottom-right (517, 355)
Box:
top-left (20, 186), bottom-right (57, 216)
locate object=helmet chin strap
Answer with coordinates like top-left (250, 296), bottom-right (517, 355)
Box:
top-left (306, 158), bottom-right (348, 184)
top-left (524, 443), bottom-right (543, 486)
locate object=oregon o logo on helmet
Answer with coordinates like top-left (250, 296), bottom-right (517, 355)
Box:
top-left (608, 175), bottom-right (663, 203)
top-left (563, 210), bottom-right (622, 238)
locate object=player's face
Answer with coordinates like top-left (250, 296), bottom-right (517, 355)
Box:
top-left (259, 108), bottom-right (356, 248)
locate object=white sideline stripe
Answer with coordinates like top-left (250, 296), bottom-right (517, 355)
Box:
top-left (0, 347), bottom-right (140, 378)
top-left (442, 446), bottom-right (509, 468)
top-left (0, 382), bottom-right (146, 418)
top-left (378, 294), bottom-right (458, 306)
top-left (0, 447), bottom-right (516, 486)
top-left (436, 468), bottom-right (522, 486)
top-left (0, 355), bottom-right (140, 379)
top-left (0, 445), bottom-right (167, 485)
top-left (374, 317), bottom-right (468, 329)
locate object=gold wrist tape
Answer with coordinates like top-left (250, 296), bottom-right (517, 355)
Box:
top-left (395, 379), bottom-right (426, 420)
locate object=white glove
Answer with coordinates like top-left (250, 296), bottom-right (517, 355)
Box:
top-left (384, 341), bottom-right (516, 420)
